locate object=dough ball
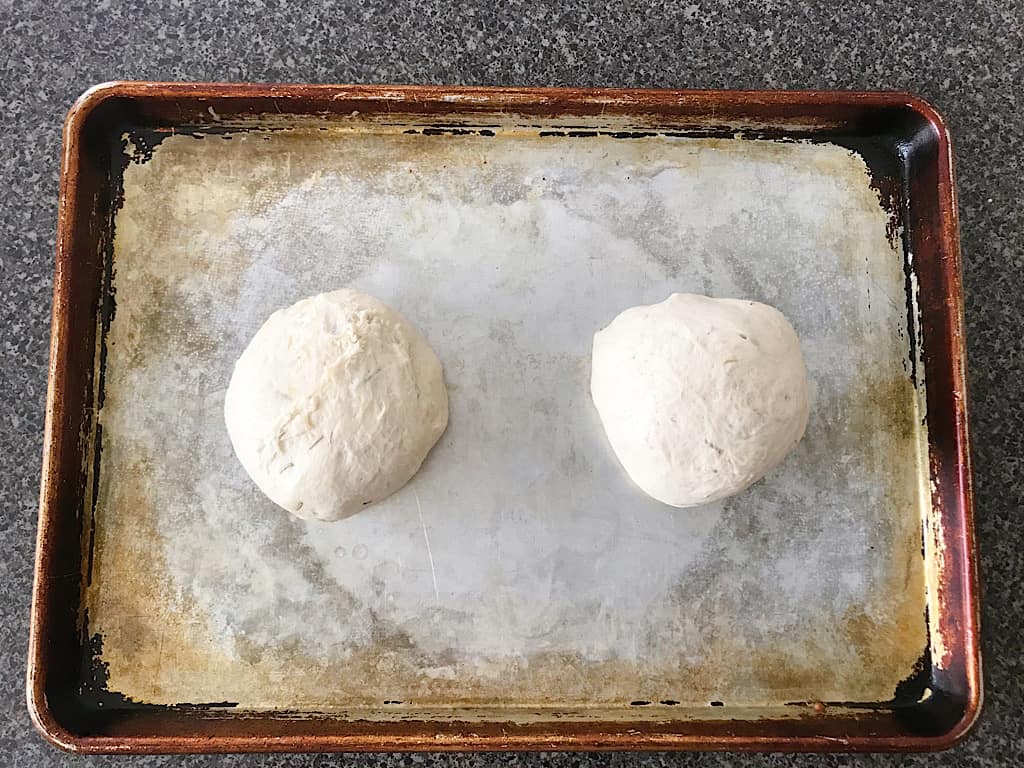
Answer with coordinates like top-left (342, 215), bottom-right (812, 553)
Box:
top-left (224, 289), bottom-right (448, 522)
top-left (591, 293), bottom-right (809, 507)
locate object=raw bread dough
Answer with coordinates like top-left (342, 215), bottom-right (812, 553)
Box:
top-left (224, 289), bottom-right (448, 522)
top-left (591, 293), bottom-right (809, 507)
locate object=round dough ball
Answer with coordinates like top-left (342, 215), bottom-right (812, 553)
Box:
top-left (591, 293), bottom-right (809, 507)
top-left (224, 289), bottom-right (448, 522)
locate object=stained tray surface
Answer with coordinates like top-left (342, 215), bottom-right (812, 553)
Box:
top-left (92, 122), bottom-right (927, 709)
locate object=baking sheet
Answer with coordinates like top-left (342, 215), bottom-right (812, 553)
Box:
top-left (87, 123), bottom-right (929, 712)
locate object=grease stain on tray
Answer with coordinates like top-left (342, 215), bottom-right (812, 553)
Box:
top-left (85, 124), bottom-right (928, 710)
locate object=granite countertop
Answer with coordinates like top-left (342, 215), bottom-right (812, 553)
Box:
top-left (2, 1), bottom-right (1021, 765)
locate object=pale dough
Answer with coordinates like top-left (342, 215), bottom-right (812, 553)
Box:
top-left (224, 289), bottom-right (448, 522)
top-left (591, 293), bottom-right (809, 507)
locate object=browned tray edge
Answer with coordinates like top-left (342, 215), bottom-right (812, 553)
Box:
top-left (27, 81), bottom-right (981, 754)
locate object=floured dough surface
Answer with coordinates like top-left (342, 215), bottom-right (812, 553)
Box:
top-left (224, 289), bottom-right (448, 522)
top-left (591, 293), bottom-right (809, 507)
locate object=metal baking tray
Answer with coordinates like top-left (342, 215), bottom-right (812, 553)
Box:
top-left (28, 83), bottom-right (980, 753)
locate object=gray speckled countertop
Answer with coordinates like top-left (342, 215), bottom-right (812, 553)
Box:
top-left (1, 1), bottom-right (1021, 765)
